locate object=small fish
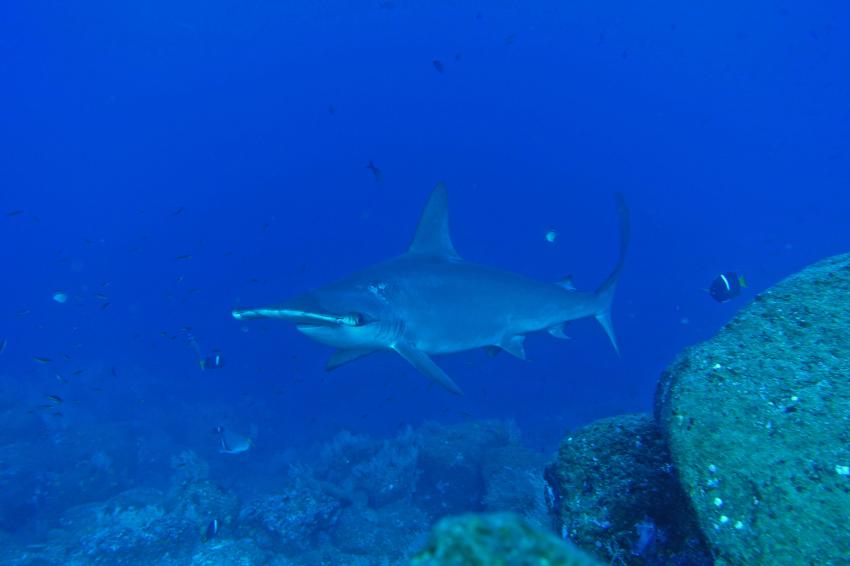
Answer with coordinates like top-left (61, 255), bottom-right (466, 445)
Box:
top-left (33, 356), bottom-right (52, 364)
top-left (71, 369), bottom-right (84, 376)
top-left (215, 426), bottom-right (253, 454)
top-left (0, 339), bottom-right (6, 354)
top-left (187, 288), bottom-right (200, 295)
top-left (62, 352), bottom-right (72, 360)
top-left (111, 366), bottom-right (118, 377)
top-left (6, 210), bottom-right (24, 217)
top-left (16, 309), bottom-right (32, 317)
top-left (709, 272), bottom-right (747, 303)
top-left (55, 373), bottom-right (68, 383)
top-left (203, 518), bottom-right (220, 542)
top-left (52, 291), bottom-right (68, 303)
top-left (504, 33), bottom-right (517, 45)
top-left (175, 254), bottom-right (192, 261)
top-left (432, 59), bottom-right (444, 73)
top-left (327, 104), bottom-right (336, 115)
top-left (46, 395), bottom-right (63, 404)
top-left (366, 160), bottom-right (383, 183)
top-left (454, 52), bottom-right (463, 61)
top-left (544, 229), bottom-right (557, 243)
top-left (172, 206), bottom-right (185, 216)
top-left (94, 293), bottom-right (109, 300)
top-left (100, 302), bottom-right (111, 310)
top-left (200, 353), bottom-right (225, 370)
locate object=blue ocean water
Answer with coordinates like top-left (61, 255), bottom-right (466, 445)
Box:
top-left (1, 0), bottom-right (848, 561)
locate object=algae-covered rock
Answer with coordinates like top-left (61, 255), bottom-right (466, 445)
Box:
top-left (544, 413), bottom-right (710, 565)
top-left (414, 420), bottom-right (519, 517)
top-left (656, 253), bottom-right (850, 564)
top-left (331, 501), bottom-right (429, 558)
top-left (238, 474), bottom-right (341, 553)
top-left (56, 487), bottom-right (196, 565)
top-left (412, 512), bottom-right (602, 566)
top-left (189, 538), bottom-right (268, 565)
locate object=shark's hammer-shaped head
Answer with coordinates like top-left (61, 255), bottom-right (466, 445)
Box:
top-left (232, 279), bottom-right (403, 351)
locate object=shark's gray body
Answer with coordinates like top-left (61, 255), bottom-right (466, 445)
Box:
top-left (233, 185), bottom-right (628, 395)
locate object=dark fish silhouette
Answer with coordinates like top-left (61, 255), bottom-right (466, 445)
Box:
top-left (366, 161), bottom-right (384, 183)
top-left (432, 59), bottom-right (444, 73)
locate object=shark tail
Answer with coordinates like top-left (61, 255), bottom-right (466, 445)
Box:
top-left (594, 193), bottom-right (629, 355)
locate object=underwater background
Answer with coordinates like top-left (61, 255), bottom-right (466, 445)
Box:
top-left (1, 1), bottom-right (849, 564)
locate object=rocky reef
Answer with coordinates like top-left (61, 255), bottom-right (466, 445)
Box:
top-left (545, 413), bottom-right (711, 565)
top-left (412, 512), bottom-right (602, 566)
top-left (0, 419), bottom-right (548, 565)
top-left (656, 253), bottom-right (850, 563)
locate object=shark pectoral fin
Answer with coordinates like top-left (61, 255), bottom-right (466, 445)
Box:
top-left (548, 323), bottom-right (571, 340)
top-left (393, 343), bottom-right (463, 395)
top-left (500, 335), bottom-right (527, 360)
top-left (326, 348), bottom-right (377, 371)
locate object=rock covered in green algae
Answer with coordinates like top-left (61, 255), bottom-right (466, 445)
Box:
top-left (411, 512), bottom-right (602, 566)
top-left (655, 252), bottom-right (850, 564)
top-left (544, 413), bottom-right (710, 565)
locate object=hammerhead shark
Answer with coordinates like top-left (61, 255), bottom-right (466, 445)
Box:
top-left (232, 184), bottom-right (628, 395)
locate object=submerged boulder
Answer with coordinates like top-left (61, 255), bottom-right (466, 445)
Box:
top-left (545, 413), bottom-right (710, 565)
top-left (656, 253), bottom-right (850, 564)
top-left (411, 512), bottom-right (602, 566)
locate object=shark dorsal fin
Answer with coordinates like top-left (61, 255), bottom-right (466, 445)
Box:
top-left (407, 183), bottom-right (461, 260)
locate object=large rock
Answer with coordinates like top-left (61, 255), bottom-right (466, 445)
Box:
top-left (656, 253), bottom-right (850, 564)
top-left (411, 512), bottom-right (602, 566)
top-left (545, 413), bottom-right (710, 565)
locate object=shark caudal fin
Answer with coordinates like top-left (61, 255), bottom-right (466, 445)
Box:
top-left (594, 193), bottom-right (630, 355)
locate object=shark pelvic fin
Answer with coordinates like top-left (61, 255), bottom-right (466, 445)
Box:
top-left (500, 335), bottom-right (527, 360)
top-left (407, 183), bottom-right (461, 260)
top-left (556, 275), bottom-right (576, 291)
top-left (548, 323), bottom-right (571, 340)
top-left (326, 348), bottom-right (377, 371)
top-left (393, 342), bottom-right (464, 395)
